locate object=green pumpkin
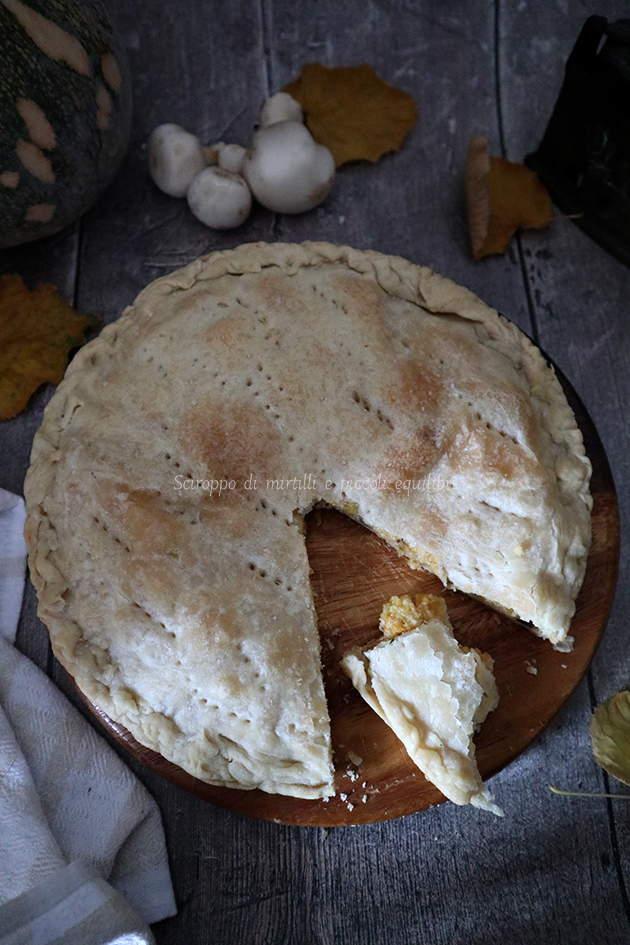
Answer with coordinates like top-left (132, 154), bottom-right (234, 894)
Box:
top-left (0, 0), bottom-right (132, 248)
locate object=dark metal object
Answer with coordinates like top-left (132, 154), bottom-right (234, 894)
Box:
top-left (526, 16), bottom-right (630, 267)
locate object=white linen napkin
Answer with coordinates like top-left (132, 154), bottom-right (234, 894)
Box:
top-left (0, 488), bottom-right (177, 943)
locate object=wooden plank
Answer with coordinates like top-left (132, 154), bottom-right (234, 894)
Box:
top-left (71, 0), bottom-right (274, 330)
top-left (42, 4), bottom-right (272, 944)
top-left (498, 0), bottom-right (630, 939)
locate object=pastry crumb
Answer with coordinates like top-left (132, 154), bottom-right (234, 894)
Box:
top-left (526, 666), bottom-right (538, 675)
top-left (346, 750), bottom-right (363, 766)
top-left (380, 593), bottom-right (447, 638)
top-left (554, 635), bottom-right (575, 653)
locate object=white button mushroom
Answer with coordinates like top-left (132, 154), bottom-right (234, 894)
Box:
top-left (148, 124), bottom-right (205, 197)
top-left (202, 142), bottom-right (246, 173)
top-left (217, 143), bottom-right (246, 175)
top-left (242, 121), bottom-right (335, 214)
top-left (187, 166), bottom-right (252, 229)
top-left (261, 91), bottom-right (303, 127)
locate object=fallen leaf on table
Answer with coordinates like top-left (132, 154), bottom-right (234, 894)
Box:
top-left (590, 691), bottom-right (630, 786)
top-left (466, 135), bottom-right (552, 259)
top-left (283, 63), bottom-right (417, 167)
top-left (0, 274), bottom-right (99, 421)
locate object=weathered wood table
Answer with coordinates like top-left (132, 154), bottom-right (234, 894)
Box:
top-left (2, 2), bottom-right (630, 942)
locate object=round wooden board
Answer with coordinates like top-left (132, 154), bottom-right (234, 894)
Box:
top-left (73, 373), bottom-right (619, 826)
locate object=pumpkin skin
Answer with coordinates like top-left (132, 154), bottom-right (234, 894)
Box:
top-left (0, 0), bottom-right (132, 249)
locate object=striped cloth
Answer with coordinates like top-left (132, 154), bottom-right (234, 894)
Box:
top-left (0, 489), bottom-right (176, 944)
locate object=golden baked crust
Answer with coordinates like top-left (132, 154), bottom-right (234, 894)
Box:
top-left (24, 241), bottom-right (592, 797)
top-left (341, 594), bottom-right (502, 814)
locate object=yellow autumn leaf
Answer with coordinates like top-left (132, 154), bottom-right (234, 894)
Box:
top-left (283, 63), bottom-right (417, 167)
top-left (590, 691), bottom-right (630, 786)
top-left (466, 135), bottom-right (552, 259)
top-left (0, 274), bottom-right (99, 421)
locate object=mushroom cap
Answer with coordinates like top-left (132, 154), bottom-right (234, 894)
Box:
top-left (243, 121), bottom-right (335, 214)
top-left (218, 143), bottom-right (246, 175)
top-left (148, 124), bottom-right (205, 198)
top-left (187, 166), bottom-right (252, 229)
top-left (261, 92), bottom-right (303, 127)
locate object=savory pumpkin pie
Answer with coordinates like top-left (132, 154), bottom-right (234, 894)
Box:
top-left (24, 241), bottom-right (592, 798)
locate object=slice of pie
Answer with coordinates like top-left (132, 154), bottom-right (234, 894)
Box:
top-left (341, 594), bottom-right (502, 814)
top-left (24, 242), bottom-right (592, 799)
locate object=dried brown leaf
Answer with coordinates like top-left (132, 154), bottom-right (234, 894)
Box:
top-left (283, 63), bottom-right (417, 167)
top-left (591, 691), bottom-right (630, 787)
top-left (0, 275), bottom-right (99, 421)
top-left (466, 135), bottom-right (552, 259)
